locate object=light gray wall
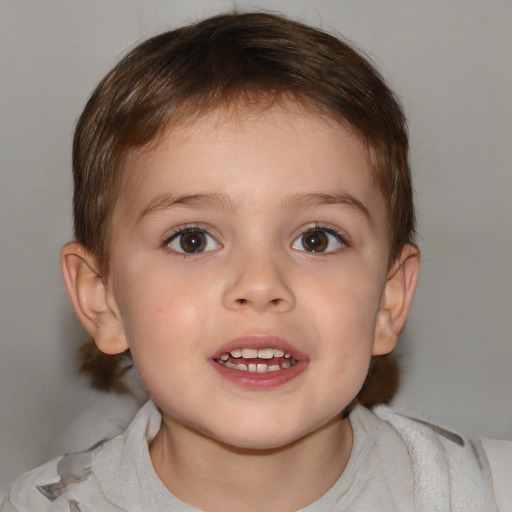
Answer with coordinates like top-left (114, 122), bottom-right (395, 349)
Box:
top-left (1, 0), bottom-right (511, 487)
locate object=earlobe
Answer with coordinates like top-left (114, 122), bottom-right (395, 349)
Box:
top-left (373, 244), bottom-right (420, 355)
top-left (61, 242), bottom-right (128, 355)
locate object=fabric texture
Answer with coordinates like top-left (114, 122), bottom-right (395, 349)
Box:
top-left (1, 401), bottom-right (503, 512)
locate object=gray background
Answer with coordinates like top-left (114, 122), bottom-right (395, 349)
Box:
top-left (1, 0), bottom-right (511, 487)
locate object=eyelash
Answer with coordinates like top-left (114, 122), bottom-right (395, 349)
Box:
top-left (292, 223), bottom-right (350, 254)
top-left (162, 224), bottom-right (220, 256)
top-left (161, 223), bottom-right (350, 256)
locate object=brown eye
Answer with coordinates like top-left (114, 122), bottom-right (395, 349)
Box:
top-left (292, 227), bottom-right (346, 253)
top-left (301, 230), bottom-right (328, 252)
top-left (180, 231), bottom-right (206, 253)
top-left (167, 228), bottom-right (220, 254)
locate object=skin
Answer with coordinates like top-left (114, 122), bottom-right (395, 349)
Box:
top-left (62, 102), bottom-right (419, 511)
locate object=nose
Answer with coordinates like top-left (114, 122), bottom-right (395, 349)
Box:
top-left (221, 251), bottom-right (296, 313)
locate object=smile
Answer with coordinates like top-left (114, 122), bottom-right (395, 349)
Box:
top-left (215, 348), bottom-right (297, 372)
top-left (211, 336), bottom-right (308, 388)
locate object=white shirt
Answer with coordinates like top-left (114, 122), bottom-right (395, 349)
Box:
top-left (1, 401), bottom-right (502, 511)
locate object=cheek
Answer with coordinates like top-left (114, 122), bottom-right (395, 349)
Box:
top-left (114, 266), bottom-right (220, 367)
top-left (307, 268), bottom-right (383, 336)
top-left (302, 267), bottom-right (384, 384)
top-left (115, 259), bottom-right (212, 321)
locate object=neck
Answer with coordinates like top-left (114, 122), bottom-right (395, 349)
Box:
top-left (150, 413), bottom-right (353, 512)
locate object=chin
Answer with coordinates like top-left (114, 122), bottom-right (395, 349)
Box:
top-left (205, 414), bottom-right (329, 452)
top-left (216, 429), bottom-right (306, 452)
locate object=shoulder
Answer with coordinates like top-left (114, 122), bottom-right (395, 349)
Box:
top-left (2, 444), bottom-right (113, 512)
top-left (365, 404), bottom-right (504, 511)
top-left (2, 401), bottom-right (160, 512)
top-left (2, 455), bottom-right (62, 512)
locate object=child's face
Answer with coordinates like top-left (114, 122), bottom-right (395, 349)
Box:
top-left (106, 103), bottom-right (399, 449)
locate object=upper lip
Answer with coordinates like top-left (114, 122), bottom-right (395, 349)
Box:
top-left (211, 335), bottom-right (308, 361)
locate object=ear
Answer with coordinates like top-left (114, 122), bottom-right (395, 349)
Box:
top-left (61, 242), bottom-right (129, 355)
top-left (373, 244), bottom-right (420, 356)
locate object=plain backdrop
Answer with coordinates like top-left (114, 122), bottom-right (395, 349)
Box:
top-left (1, 0), bottom-right (511, 487)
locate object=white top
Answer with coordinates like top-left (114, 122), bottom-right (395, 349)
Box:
top-left (1, 401), bottom-right (504, 511)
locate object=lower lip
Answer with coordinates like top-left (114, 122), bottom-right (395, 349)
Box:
top-left (210, 359), bottom-right (309, 389)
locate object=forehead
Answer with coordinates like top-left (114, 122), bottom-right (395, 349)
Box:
top-left (117, 102), bottom-right (385, 225)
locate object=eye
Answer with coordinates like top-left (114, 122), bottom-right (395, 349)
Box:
top-left (166, 228), bottom-right (220, 254)
top-left (292, 226), bottom-right (347, 253)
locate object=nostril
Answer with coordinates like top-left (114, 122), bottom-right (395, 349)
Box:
top-left (236, 299), bottom-right (248, 306)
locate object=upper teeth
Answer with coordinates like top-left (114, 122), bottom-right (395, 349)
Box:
top-left (220, 348), bottom-right (288, 360)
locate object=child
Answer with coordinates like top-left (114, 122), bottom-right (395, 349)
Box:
top-left (2, 11), bottom-right (508, 512)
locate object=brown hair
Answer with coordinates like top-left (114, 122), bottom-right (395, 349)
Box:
top-left (73, 12), bottom-right (414, 403)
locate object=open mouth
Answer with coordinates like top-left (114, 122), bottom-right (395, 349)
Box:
top-left (214, 347), bottom-right (298, 373)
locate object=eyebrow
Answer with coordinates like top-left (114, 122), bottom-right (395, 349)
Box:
top-left (137, 192), bottom-right (239, 222)
top-left (283, 192), bottom-right (372, 224)
top-left (137, 190), bottom-right (371, 225)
